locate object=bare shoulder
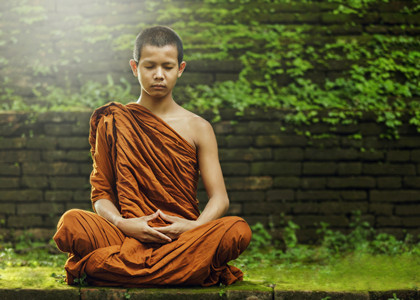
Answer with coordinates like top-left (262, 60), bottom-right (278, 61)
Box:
top-left (177, 107), bottom-right (215, 146)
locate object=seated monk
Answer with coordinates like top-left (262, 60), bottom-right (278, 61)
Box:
top-left (53, 25), bottom-right (252, 287)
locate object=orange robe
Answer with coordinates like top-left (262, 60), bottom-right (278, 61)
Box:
top-left (54, 102), bottom-right (251, 287)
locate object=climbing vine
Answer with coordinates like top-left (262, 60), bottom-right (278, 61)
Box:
top-left (1, 0), bottom-right (419, 137)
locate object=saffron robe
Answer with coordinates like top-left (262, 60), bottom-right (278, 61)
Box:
top-left (53, 102), bottom-right (251, 287)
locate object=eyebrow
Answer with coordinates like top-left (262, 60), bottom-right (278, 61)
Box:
top-left (142, 60), bottom-right (176, 65)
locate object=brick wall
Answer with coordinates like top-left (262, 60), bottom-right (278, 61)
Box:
top-left (1, 110), bottom-right (419, 242)
top-left (1, 0), bottom-right (419, 98)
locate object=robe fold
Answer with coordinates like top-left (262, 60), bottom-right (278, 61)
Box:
top-left (53, 102), bottom-right (251, 287)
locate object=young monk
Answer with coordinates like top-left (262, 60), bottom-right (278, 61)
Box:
top-left (53, 25), bottom-right (252, 287)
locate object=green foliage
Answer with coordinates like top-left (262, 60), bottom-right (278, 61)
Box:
top-left (235, 211), bottom-right (420, 270)
top-left (0, 233), bottom-right (66, 269)
top-left (1, 0), bottom-right (419, 138)
top-left (1, 75), bottom-right (135, 112)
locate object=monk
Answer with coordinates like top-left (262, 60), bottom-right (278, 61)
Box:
top-left (53, 25), bottom-right (252, 287)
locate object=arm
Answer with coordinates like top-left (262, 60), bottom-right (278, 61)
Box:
top-left (155, 118), bottom-right (229, 237)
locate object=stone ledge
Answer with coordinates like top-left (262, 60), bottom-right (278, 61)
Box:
top-left (0, 286), bottom-right (418, 300)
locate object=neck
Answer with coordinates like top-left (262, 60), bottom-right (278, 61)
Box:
top-left (137, 93), bottom-right (177, 116)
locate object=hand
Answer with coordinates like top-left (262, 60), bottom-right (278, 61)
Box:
top-left (154, 210), bottom-right (199, 240)
top-left (116, 211), bottom-right (172, 244)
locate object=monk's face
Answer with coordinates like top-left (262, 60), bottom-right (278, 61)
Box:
top-left (130, 44), bottom-right (186, 100)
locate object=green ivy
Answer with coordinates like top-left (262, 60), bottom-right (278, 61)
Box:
top-left (1, 0), bottom-right (419, 138)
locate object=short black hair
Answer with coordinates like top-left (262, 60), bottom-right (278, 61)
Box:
top-left (133, 26), bottom-right (184, 66)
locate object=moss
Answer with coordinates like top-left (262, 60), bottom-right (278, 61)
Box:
top-left (239, 253), bottom-right (420, 291)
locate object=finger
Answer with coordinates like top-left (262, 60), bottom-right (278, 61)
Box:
top-left (147, 227), bottom-right (172, 243)
top-left (158, 211), bottom-right (178, 223)
top-left (143, 211), bottom-right (159, 222)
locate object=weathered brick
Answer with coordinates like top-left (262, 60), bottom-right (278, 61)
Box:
top-left (22, 162), bottom-right (50, 175)
top-left (0, 137), bottom-right (26, 149)
top-left (309, 137), bottom-right (340, 148)
top-left (300, 177), bottom-right (326, 189)
top-left (212, 121), bottom-right (234, 135)
top-left (0, 190), bottom-right (43, 202)
top-left (42, 150), bottom-right (91, 162)
top-left (395, 137), bottom-right (420, 148)
top-left (226, 203), bottom-right (242, 215)
top-left (293, 202), bottom-right (320, 214)
top-left (254, 135), bottom-right (307, 147)
top-left (266, 189), bottom-right (294, 202)
top-left (369, 204), bottom-right (394, 216)
top-left (402, 217), bottom-right (420, 227)
top-left (304, 148), bottom-right (359, 161)
top-left (243, 202), bottom-right (291, 215)
top-left (225, 177), bottom-right (272, 190)
top-left (411, 150), bottom-right (420, 162)
top-left (0, 150), bottom-right (41, 162)
top-left (320, 202), bottom-right (368, 214)
top-left (228, 191), bottom-right (265, 202)
top-left (293, 215), bottom-right (349, 227)
top-left (303, 162), bottom-right (337, 175)
top-left (73, 190), bottom-right (91, 202)
top-left (0, 203), bottom-right (15, 214)
top-left (274, 148), bottom-right (304, 161)
top-left (403, 176), bottom-right (420, 188)
top-left (7, 215), bottom-right (43, 228)
top-left (360, 150), bottom-right (385, 161)
top-left (338, 162), bottom-right (362, 175)
top-left (359, 123), bottom-right (383, 136)
top-left (45, 190), bottom-right (73, 202)
top-left (327, 177), bottom-right (375, 189)
top-left (44, 123), bottom-right (75, 136)
top-left (17, 203), bottom-right (65, 215)
top-left (26, 137), bottom-right (57, 149)
top-left (273, 176), bottom-right (300, 188)
top-left (0, 177), bottom-right (20, 188)
top-left (21, 176), bottom-right (49, 189)
top-left (387, 150), bottom-right (410, 162)
top-left (53, 162), bottom-right (81, 175)
top-left (370, 190), bottom-right (420, 202)
top-left (377, 216), bottom-right (402, 226)
top-left (50, 177), bottom-right (88, 189)
top-left (57, 137), bottom-right (90, 149)
top-left (224, 135), bottom-right (253, 147)
top-left (340, 190), bottom-right (367, 201)
top-left (377, 177), bottom-right (402, 189)
top-left (0, 163), bottom-right (20, 176)
top-left (243, 216), bottom-right (269, 226)
top-left (363, 163), bottom-right (416, 176)
top-left (219, 148), bottom-right (271, 161)
top-left (395, 205), bottom-right (420, 216)
top-left (221, 162), bottom-right (249, 175)
top-left (251, 162), bottom-right (301, 176)
top-left (296, 190), bottom-right (340, 201)
top-left (80, 163), bottom-right (93, 175)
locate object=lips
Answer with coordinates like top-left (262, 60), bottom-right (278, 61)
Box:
top-left (151, 84), bottom-right (166, 89)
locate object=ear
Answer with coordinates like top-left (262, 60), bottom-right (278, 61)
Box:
top-left (177, 61), bottom-right (186, 78)
top-left (129, 59), bottom-right (138, 77)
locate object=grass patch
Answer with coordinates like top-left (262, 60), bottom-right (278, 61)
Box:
top-left (235, 252), bottom-right (419, 291)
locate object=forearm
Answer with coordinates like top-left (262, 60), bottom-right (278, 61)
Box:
top-left (196, 194), bottom-right (229, 226)
top-left (94, 199), bottom-right (123, 227)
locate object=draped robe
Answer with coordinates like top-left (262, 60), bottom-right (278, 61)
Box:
top-left (53, 102), bottom-right (251, 287)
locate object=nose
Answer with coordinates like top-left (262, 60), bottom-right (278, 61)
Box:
top-left (154, 67), bottom-right (163, 80)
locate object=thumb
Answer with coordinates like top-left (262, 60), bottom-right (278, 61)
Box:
top-left (144, 211), bottom-right (159, 222)
top-left (158, 210), bottom-right (177, 223)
